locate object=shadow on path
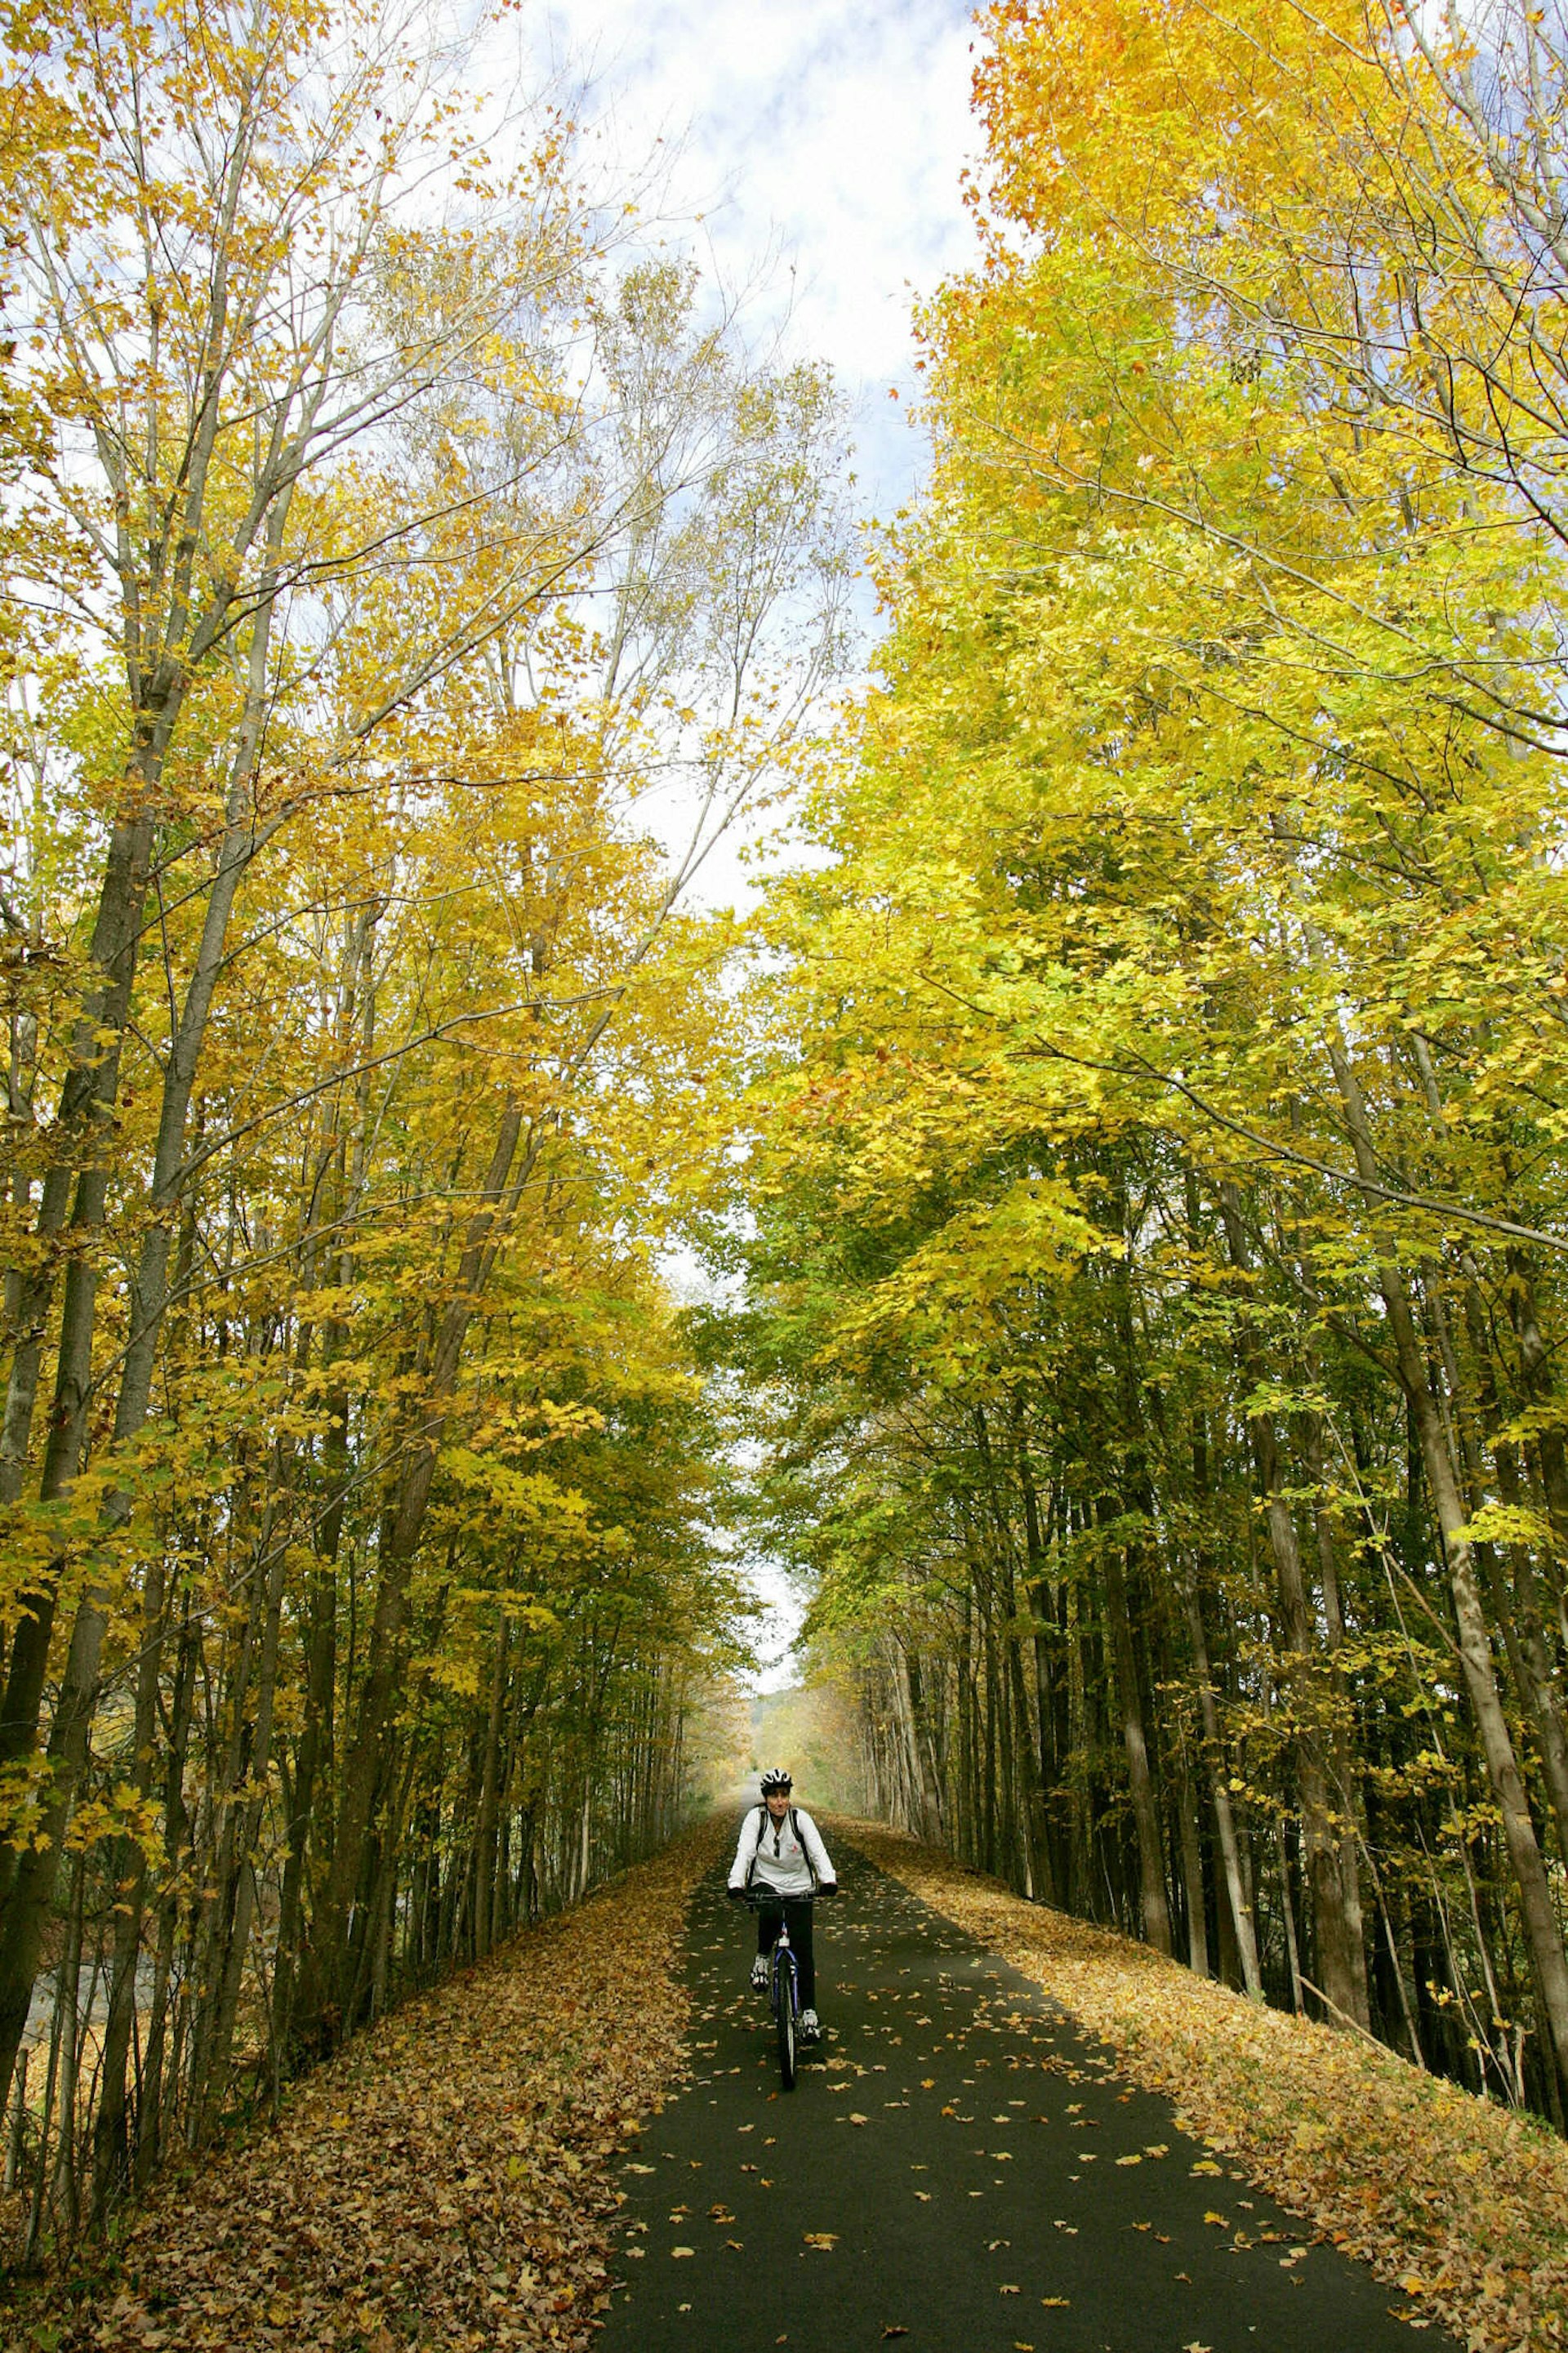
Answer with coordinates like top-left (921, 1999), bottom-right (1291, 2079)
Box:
top-left (599, 1842), bottom-right (1458, 2353)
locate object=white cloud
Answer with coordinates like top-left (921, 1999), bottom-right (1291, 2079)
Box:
top-left (532, 0), bottom-right (982, 510)
top-left (514, 7), bottom-right (983, 1680)
top-left (480, 0), bottom-right (987, 923)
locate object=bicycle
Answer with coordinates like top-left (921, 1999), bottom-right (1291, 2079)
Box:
top-left (746, 1887), bottom-right (814, 2089)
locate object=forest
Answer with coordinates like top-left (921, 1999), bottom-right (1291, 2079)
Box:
top-left (0, 0), bottom-right (848, 2257)
top-left (720, 0), bottom-right (1568, 2132)
top-left (4, 0), bottom-right (1568, 2283)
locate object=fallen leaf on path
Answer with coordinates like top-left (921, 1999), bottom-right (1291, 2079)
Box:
top-left (854, 1822), bottom-right (1568, 2353)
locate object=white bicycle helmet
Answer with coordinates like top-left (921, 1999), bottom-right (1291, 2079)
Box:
top-left (759, 1766), bottom-right (793, 1794)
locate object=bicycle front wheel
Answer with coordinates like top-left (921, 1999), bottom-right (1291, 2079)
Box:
top-left (776, 1963), bottom-right (797, 2089)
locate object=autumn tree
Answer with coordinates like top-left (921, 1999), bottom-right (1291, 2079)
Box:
top-left (0, 0), bottom-right (849, 2257)
top-left (717, 0), bottom-right (1568, 2129)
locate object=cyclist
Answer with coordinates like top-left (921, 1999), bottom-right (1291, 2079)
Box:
top-left (728, 1767), bottom-right (836, 2042)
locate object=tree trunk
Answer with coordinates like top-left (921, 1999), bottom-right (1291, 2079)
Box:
top-left (1182, 1574), bottom-right (1263, 1998)
top-left (1323, 1017), bottom-right (1568, 2082)
top-left (1220, 1191), bottom-right (1365, 2026)
top-left (1099, 1513), bottom-right (1172, 1954)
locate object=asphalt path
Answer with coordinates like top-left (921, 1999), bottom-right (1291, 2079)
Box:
top-left (598, 1839), bottom-right (1458, 2353)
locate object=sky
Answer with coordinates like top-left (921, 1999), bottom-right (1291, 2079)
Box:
top-left (533, 0), bottom-right (983, 516)
top-left (523, 0), bottom-right (984, 1692)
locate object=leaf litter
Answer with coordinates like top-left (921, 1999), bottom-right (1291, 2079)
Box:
top-left (10, 1820), bottom-right (727, 2351)
top-left (849, 1818), bottom-right (1568, 2353)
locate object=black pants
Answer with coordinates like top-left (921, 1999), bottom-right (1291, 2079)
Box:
top-left (755, 1895), bottom-right (816, 2006)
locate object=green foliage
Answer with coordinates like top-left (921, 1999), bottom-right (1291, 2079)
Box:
top-left (709, 0), bottom-right (1568, 2134)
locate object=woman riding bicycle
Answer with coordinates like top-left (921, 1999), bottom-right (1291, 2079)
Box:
top-left (728, 1767), bottom-right (837, 2042)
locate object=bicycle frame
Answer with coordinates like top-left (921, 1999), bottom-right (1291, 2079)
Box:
top-left (746, 1888), bottom-right (811, 2088)
top-left (769, 1907), bottom-right (800, 2024)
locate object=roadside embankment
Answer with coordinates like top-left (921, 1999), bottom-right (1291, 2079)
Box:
top-left (7, 1820), bottom-right (725, 2353)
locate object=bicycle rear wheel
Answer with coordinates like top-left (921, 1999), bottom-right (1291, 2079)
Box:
top-left (775, 1959), bottom-right (797, 2089)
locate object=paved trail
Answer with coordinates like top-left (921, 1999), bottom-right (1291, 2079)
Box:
top-left (599, 1842), bottom-right (1457, 2353)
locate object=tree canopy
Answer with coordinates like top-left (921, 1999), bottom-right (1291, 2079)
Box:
top-left (0, 0), bottom-right (849, 2253)
top-left (715, 0), bottom-right (1568, 2132)
top-left (9, 0), bottom-right (1568, 2276)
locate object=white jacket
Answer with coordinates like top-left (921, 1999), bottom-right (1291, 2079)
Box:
top-left (729, 1803), bottom-right (835, 1898)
